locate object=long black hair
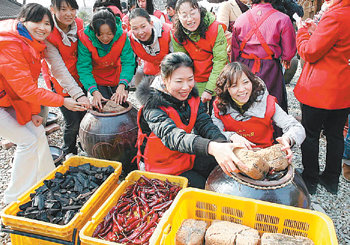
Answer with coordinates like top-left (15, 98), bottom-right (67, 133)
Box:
top-left (93, 0), bottom-right (122, 12)
top-left (215, 62), bottom-right (265, 115)
top-left (174, 0), bottom-right (208, 44)
top-left (17, 3), bottom-right (54, 31)
top-left (90, 8), bottom-right (117, 36)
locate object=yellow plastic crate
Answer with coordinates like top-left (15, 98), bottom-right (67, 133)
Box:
top-left (79, 170), bottom-right (188, 245)
top-left (150, 188), bottom-right (338, 245)
top-left (0, 156), bottom-right (122, 245)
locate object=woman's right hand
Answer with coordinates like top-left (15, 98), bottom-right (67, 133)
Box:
top-left (63, 98), bottom-right (87, 111)
top-left (77, 95), bottom-right (91, 110)
top-left (230, 133), bottom-right (255, 150)
top-left (92, 91), bottom-right (108, 111)
top-left (208, 141), bottom-right (249, 176)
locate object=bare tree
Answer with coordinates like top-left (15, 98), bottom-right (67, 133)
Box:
top-left (82, 0), bottom-right (86, 7)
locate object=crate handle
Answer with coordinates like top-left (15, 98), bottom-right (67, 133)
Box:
top-left (160, 223), bottom-right (172, 245)
top-left (0, 221), bottom-right (78, 245)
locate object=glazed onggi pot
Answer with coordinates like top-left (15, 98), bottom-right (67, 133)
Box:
top-left (205, 165), bottom-right (311, 209)
top-left (79, 101), bottom-right (138, 172)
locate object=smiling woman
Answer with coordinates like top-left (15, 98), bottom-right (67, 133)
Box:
top-left (134, 53), bottom-right (248, 189)
top-left (0, 3), bottom-right (85, 204)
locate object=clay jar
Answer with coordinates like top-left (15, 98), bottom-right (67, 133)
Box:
top-left (205, 165), bottom-right (311, 209)
top-left (79, 101), bottom-right (138, 172)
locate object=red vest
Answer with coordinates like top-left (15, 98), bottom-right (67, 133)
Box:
top-left (153, 10), bottom-right (169, 23)
top-left (78, 30), bottom-right (127, 86)
top-left (43, 18), bottom-right (84, 96)
top-left (129, 23), bottom-right (171, 75)
top-left (176, 21), bottom-right (221, 83)
top-left (213, 95), bottom-right (276, 148)
top-left (239, 9), bottom-right (277, 74)
top-left (135, 96), bottom-right (201, 175)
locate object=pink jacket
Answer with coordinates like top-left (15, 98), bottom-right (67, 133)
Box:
top-left (232, 3), bottom-right (296, 61)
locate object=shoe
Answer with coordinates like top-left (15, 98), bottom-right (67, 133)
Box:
top-left (343, 163), bottom-right (350, 182)
top-left (319, 175), bottom-right (338, 194)
top-left (303, 179), bottom-right (318, 195)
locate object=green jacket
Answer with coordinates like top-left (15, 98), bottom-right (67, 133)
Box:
top-left (171, 12), bottom-right (228, 96)
top-left (77, 17), bottom-right (136, 94)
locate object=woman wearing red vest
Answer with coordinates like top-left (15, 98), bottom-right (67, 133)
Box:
top-left (129, 8), bottom-right (172, 86)
top-left (43, 0), bottom-right (90, 157)
top-left (136, 0), bottom-right (169, 23)
top-left (77, 8), bottom-right (136, 110)
top-left (0, 3), bottom-right (85, 204)
top-left (212, 62), bottom-right (305, 157)
top-left (135, 53), bottom-right (247, 188)
top-left (172, 0), bottom-right (228, 111)
top-left (231, 0), bottom-right (296, 113)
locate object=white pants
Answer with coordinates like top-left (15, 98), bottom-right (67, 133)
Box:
top-left (0, 107), bottom-right (55, 204)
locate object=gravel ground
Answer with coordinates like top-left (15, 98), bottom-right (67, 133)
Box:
top-left (0, 62), bottom-right (349, 244)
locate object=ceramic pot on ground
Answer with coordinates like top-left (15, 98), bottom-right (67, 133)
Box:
top-left (79, 101), bottom-right (138, 173)
top-left (205, 165), bottom-right (311, 208)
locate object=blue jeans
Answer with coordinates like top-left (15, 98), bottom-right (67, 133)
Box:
top-left (343, 115), bottom-right (350, 160)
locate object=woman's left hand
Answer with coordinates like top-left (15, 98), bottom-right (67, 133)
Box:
top-left (111, 84), bottom-right (128, 104)
top-left (276, 136), bottom-right (293, 163)
top-left (31, 115), bottom-right (43, 127)
top-left (201, 91), bottom-right (212, 103)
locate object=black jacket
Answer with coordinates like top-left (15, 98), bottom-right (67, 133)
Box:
top-left (136, 79), bottom-right (227, 156)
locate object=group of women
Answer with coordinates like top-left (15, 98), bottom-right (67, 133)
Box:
top-left (0, 0), bottom-right (349, 203)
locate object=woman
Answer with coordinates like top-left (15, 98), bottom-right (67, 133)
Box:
top-left (0, 3), bottom-right (85, 204)
top-left (231, 0), bottom-right (296, 113)
top-left (43, 0), bottom-right (90, 157)
top-left (212, 62), bottom-right (305, 156)
top-left (135, 53), bottom-right (247, 189)
top-left (172, 0), bottom-right (228, 109)
top-left (136, 0), bottom-right (168, 23)
top-left (129, 8), bottom-right (172, 86)
top-left (77, 8), bottom-right (136, 110)
top-left (295, 0), bottom-right (350, 195)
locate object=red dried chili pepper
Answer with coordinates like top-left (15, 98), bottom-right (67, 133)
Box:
top-left (119, 203), bottom-right (132, 213)
top-left (133, 226), bottom-right (156, 244)
top-left (153, 200), bottom-right (173, 211)
top-left (105, 231), bottom-right (117, 241)
top-left (125, 218), bottom-right (141, 233)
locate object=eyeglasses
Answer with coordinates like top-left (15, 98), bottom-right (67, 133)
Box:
top-left (179, 9), bottom-right (199, 20)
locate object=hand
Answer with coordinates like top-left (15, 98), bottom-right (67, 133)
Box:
top-left (281, 60), bottom-right (291, 70)
top-left (208, 141), bottom-right (249, 176)
top-left (230, 133), bottom-right (256, 150)
top-left (111, 84), bottom-right (128, 105)
top-left (31, 115), bottom-right (43, 127)
top-left (92, 91), bottom-right (108, 110)
top-left (296, 18), bottom-right (304, 29)
top-left (304, 18), bottom-right (317, 35)
top-left (63, 98), bottom-right (87, 111)
top-left (201, 91), bottom-right (212, 103)
top-left (77, 95), bottom-right (91, 110)
top-left (276, 136), bottom-right (293, 163)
